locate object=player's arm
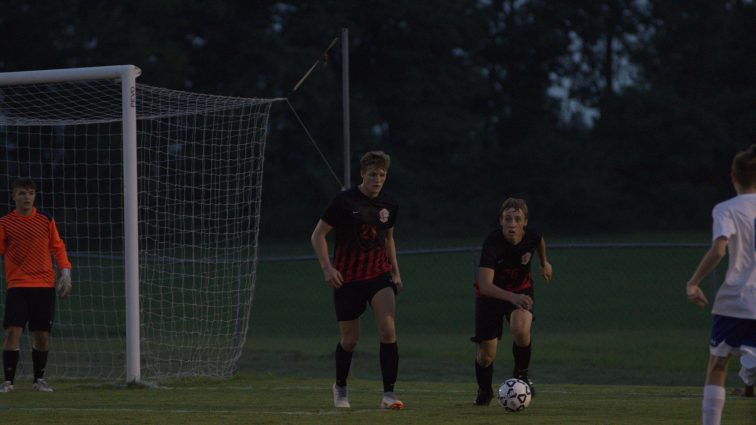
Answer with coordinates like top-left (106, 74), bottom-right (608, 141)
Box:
top-left (385, 227), bottom-right (402, 293)
top-left (310, 219), bottom-right (344, 288)
top-left (537, 238), bottom-right (552, 283)
top-left (49, 219), bottom-right (72, 297)
top-left (477, 267), bottom-right (533, 309)
top-left (685, 236), bottom-right (728, 307)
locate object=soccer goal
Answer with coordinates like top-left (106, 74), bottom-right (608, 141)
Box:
top-left (0, 65), bottom-right (280, 382)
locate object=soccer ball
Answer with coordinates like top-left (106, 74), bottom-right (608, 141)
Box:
top-left (497, 378), bottom-right (532, 412)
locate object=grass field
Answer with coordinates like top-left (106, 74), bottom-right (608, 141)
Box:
top-left (244, 243), bottom-right (729, 385)
top-left (0, 376), bottom-right (754, 425)
top-left (3, 238), bottom-right (756, 423)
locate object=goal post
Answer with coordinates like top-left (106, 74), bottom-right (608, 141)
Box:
top-left (0, 65), bottom-right (279, 382)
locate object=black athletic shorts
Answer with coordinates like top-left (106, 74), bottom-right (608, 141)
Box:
top-left (3, 287), bottom-right (56, 332)
top-left (333, 272), bottom-right (396, 322)
top-left (471, 287), bottom-right (534, 343)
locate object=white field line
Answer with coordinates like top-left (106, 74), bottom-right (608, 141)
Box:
top-left (0, 407), bottom-right (381, 416)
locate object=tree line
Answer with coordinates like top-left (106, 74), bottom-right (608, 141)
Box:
top-left (1, 0), bottom-right (754, 241)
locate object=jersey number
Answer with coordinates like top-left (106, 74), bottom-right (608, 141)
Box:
top-left (360, 224), bottom-right (378, 240)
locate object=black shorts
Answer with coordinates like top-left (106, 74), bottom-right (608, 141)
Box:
top-left (471, 287), bottom-right (534, 343)
top-left (3, 287), bottom-right (56, 332)
top-left (333, 273), bottom-right (396, 322)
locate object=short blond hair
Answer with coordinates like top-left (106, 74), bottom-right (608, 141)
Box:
top-left (499, 197), bottom-right (528, 219)
top-left (360, 150), bottom-right (390, 171)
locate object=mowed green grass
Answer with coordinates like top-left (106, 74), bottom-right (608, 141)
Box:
top-left (245, 244), bottom-right (734, 386)
top-left (0, 375), bottom-right (754, 425)
top-left (5, 240), bottom-right (755, 423)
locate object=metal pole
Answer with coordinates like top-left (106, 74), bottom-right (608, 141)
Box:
top-left (122, 65), bottom-right (142, 383)
top-left (341, 28), bottom-right (351, 190)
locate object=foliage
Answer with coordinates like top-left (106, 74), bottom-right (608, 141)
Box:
top-left (1, 1), bottom-right (755, 239)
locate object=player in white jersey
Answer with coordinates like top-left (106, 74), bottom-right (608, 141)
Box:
top-left (686, 144), bottom-right (756, 425)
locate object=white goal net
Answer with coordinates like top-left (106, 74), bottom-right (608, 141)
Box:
top-left (0, 68), bottom-right (278, 379)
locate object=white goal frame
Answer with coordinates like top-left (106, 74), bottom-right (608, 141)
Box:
top-left (0, 65), bottom-right (143, 382)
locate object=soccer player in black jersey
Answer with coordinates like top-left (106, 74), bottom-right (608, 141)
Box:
top-left (471, 198), bottom-right (552, 406)
top-left (310, 151), bottom-right (404, 410)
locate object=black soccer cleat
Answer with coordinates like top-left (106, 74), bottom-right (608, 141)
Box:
top-left (473, 387), bottom-right (493, 406)
top-left (514, 369), bottom-right (536, 398)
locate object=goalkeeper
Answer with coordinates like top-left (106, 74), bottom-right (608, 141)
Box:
top-left (0, 178), bottom-right (72, 393)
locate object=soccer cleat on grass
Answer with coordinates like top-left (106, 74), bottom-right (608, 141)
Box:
top-left (514, 370), bottom-right (536, 398)
top-left (473, 387), bottom-right (493, 406)
top-left (332, 383), bottom-right (350, 408)
top-left (0, 381), bottom-right (14, 393)
top-left (732, 385), bottom-right (755, 397)
top-left (32, 379), bottom-right (53, 392)
top-left (381, 392), bottom-right (405, 410)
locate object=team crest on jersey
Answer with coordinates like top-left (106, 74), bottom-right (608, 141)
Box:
top-left (378, 208), bottom-right (390, 223)
top-left (521, 252), bottom-right (532, 265)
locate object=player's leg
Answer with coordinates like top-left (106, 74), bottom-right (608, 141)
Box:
top-left (29, 288), bottom-right (55, 392)
top-left (471, 297), bottom-right (505, 406)
top-left (1, 327), bottom-right (22, 392)
top-left (475, 338), bottom-right (498, 405)
top-left (332, 284), bottom-right (366, 408)
top-left (736, 322), bottom-right (756, 397)
top-left (2, 288), bottom-right (30, 392)
top-left (703, 354), bottom-right (730, 425)
top-left (370, 282), bottom-right (403, 410)
top-left (702, 314), bottom-right (741, 425)
top-left (333, 319), bottom-right (360, 408)
top-left (30, 331), bottom-right (52, 391)
top-left (509, 308), bottom-right (535, 393)
top-left (737, 345), bottom-right (755, 396)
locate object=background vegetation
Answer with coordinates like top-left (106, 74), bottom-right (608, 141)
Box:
top-left (2, 0), bottom-right (755, 241)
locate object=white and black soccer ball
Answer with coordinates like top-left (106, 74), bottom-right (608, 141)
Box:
top-left (497, 378), bottom-right (532, 412)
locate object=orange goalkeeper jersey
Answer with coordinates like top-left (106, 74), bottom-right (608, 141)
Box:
top-left (0, 208), bottom-right (71, 288)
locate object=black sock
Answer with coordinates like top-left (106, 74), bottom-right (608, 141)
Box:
top-left (379, 342), bottom-right (398, 393)
top-left (512, 342), bottom-right (532, 377)
top-left (335, 343), bottom-right (352, 387)
top-left (475, 360), bottom-right (493, 393)
top-left (32, 348), bottom-right (48, 382)
top-left (3, 350), bottom-right (19, 383)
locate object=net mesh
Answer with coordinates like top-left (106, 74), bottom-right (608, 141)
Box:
top-left (0, 78), bottom-right (276, 379)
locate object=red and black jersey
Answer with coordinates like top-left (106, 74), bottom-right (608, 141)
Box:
top-left (476, 228), bottom-right (541, 296)
top-left (321, 187), bottom-right (398, 283)
top-left (0, 208), bottom-right (71, 289)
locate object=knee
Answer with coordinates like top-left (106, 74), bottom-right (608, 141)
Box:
top-left (378, 323), bottom-right (396, 344)
top-left (476, 347), bottom-right (496, 366)
top-left (3, 327), bottom-right (22, 350)
top-left (378, 316), bottom-right (396, 344)
top-left (33, 332), bottom-right (49, 351)
top-left (511, 329), bottom-right (530, 346)
top-left (710, 356), bottom-right (729, 373)
top-left (340, 337), bottom-right (358, 352)
top-left (477, 355), bottom-right (494, 367)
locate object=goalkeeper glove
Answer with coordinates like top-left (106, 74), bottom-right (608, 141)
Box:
top-left (56, 268), bottom-right (72, 298)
